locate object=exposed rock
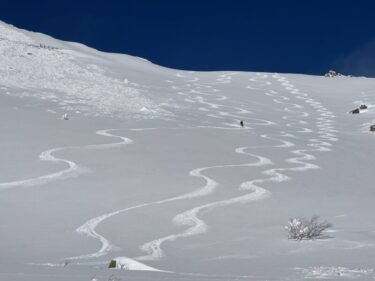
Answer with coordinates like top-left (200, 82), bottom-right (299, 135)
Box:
top-left (325, 70), bottom-right (338, 77)
top-left (108, 260), bottom-right (117, 268)
top-left (350, 108), bottom-right (360, 114)
top-left (324, 70), bottom-right (346, 78)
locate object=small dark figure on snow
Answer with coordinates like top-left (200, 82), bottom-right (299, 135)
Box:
top-left (240, 120), bottom-right (244, 128)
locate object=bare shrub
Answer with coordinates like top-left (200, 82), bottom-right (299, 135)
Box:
top-left (285, 215), bottom-right (332, 240)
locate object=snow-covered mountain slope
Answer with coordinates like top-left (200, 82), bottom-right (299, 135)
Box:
top-left (1, 21), bottom-right (375, 281)
top-left (0, 21), bottom-right (176, 119)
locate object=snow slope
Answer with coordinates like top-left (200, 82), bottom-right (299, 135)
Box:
top-left (1, 21), bottom-right (375, 281)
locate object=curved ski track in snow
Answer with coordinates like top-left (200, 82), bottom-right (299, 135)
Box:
top-left (0, 129), bottom-right (132, 190)
top-left (137, 73), bottom-right (337, 261)
top-left (176, 73), bottom-right (275, 129)
top-left (138, 185), bottom-right (271, 261)
top-left (68, 72), bottom-right (337, 269)
top-left (272, 73), bottom-right (338, 147)
top-left (67, 146), bottom-right (272, 262)
top-left (0, 147), bottom-right (86, 190)
top-left (137, 137), bottom-right (317, 261)
top-left (136, 147), bottom-right (273, 261)
top-left (68, 72), bottom-right (274, 262)
top-left (136, 72), bottom-right (334, 261)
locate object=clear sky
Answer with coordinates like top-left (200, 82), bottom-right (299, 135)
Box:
top-left (1, 0), bottom-right (375, 76)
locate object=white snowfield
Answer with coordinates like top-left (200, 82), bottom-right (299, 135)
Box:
top-left (0, 21), bottom-right (375, 281)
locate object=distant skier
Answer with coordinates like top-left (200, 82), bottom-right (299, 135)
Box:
top-left (240, 120), bottom-right (244, 128)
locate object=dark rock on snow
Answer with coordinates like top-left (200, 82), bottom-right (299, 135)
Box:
top-left (350, 108), bottom-right (360, 114)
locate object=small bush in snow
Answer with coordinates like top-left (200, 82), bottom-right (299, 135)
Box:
top-left (285, 215), bottom-right (332, 240)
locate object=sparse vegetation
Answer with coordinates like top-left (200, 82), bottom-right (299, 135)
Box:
top-left (285, 215), bottom-right (332, 240)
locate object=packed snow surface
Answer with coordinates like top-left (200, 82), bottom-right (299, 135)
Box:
top-left (1, 21), bottom-right (375, 281)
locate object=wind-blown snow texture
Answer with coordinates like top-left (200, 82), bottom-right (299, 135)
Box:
top-left (1, 21), bottom-right (375, 281)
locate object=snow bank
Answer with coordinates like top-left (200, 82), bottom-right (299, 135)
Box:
top-left (109, 257), bottom-right (166, 272)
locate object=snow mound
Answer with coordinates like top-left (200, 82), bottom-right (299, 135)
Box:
top-left (109, 257), bottom-right (167, 272)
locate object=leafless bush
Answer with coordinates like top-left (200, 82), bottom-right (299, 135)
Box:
top-left (285, 215), bottom-right (332, 240)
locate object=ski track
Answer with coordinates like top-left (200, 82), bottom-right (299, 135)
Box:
top-left (0, 129), bottom-right (132, 191)
top-left (136, 147), bottom-right (272, 261)
top-left (67, 145), bottom-right (272, 262)
top-left (65, 71), bottom-right (337, 273)
top-left (135, 72), bottom-right (335, 261)
top-left (137, 139), bottom-right (319, 261)
top-left (136, 73), bottom-right (337, 261)
top-left (272, 73), bottom-right (338, 146)
top-left (137, 184), bottom-right (271, 261)
top-left (0, 147), bottom-right (86, 190)
top-left (176, 74), bottom-right (276, 129)
top-left (67, 72), bottom-right (274, 263)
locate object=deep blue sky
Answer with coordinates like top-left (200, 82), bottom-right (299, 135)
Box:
top-left (1, 1), bottom-right (375, 76)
